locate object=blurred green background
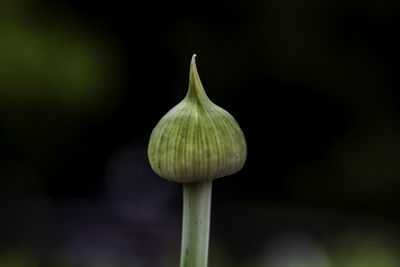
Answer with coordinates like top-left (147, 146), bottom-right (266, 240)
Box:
top-left (1, 0), bottom-right (400, 266)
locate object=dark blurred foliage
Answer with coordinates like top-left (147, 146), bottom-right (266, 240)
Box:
top-left (1, 0), bottom-right (400, 266)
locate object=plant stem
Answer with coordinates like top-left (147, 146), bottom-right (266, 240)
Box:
top-left (180, 181), bottom-right (212, 267)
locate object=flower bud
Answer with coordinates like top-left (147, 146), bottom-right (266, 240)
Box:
top-left (148, 55), bottom-right (247, 183)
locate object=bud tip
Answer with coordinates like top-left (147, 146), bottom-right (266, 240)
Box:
top-left (191, 54), bottom-right (197, 66)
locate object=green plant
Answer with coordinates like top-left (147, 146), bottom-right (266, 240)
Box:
top-left (148, 55), bottom-right (247, 267)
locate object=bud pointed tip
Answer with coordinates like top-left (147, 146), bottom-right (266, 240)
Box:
top-left (189, 54), bottom-right (199, 82)
top-left (191, 54), bottom-right (197, 68)
top-left (187, 53), bottom-right (209, 102)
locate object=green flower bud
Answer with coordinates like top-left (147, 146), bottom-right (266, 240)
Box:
top-left (148, 55), bottom-right (247, 183)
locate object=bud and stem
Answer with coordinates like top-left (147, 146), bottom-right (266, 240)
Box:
top-left (148, 55), bottom-right (246, 267)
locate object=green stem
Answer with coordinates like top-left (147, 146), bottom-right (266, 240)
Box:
top-left (180, 181), bottom-right (212, 267)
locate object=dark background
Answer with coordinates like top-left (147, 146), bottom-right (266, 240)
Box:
top-left (1, 0), bottom-right (400, 266)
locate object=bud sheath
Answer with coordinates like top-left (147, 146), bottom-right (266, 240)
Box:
top-left (148, 55), bottom-right (247, 183)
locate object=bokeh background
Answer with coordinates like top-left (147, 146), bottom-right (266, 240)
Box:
top-left (1, 0), bottom-right (400, 266)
